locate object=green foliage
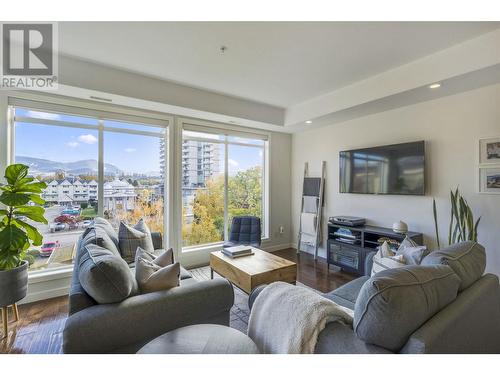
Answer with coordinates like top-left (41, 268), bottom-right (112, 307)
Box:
top-left (432, 198), bottom-right (440, 249)
top-left (432, 188), bottom-right (480, 250)
top-left (183, 166), bottom-right (263, 246)
top-left (448, 188), bottom-right (480, 244)
top-left (0, 164), bottom-right (47, 270)
top-left (81, 207), bottom-right (97, 218)
top-left (80, 202), bottom-right (88, 209)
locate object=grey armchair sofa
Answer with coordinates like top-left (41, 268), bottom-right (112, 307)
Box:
top-left (63, 219), bottom-right (234, 353)
top-left (250, 241), bottom-right (500, 354)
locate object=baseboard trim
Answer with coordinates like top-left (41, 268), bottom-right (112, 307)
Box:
top-left (20, 284), bottom-right (70, 305)
top-left (263, 243), bottom-right (296, 252)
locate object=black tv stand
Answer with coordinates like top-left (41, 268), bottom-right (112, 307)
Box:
top-left (327, 223), bottom-right (423, 276)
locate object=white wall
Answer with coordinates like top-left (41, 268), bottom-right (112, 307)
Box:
top-left (291, 83), bottom-right (500, 276)
top-left (266, 132), bottom-right (292, 250)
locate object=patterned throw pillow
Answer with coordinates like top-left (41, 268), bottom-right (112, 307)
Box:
top-left (371, 241), bottom-right (407, 276)
top-left (118, 219), bottom-right (155, 263)
top-left (135, 257), bottom-right (180, 293)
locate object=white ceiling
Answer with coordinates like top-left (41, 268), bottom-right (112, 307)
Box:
top-left (59, 22), bottom-right (500, 108)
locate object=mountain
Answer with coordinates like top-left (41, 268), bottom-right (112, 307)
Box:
top-left (17, 156), bottom-right (123, 176)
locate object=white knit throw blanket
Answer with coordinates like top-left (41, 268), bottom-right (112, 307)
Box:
top-left (247, 282), bottom-right (354, 354)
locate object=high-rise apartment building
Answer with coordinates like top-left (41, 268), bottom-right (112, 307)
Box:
top-left (159, 138), bottom-right (221, 206)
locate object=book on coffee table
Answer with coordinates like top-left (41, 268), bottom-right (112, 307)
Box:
top-left (222, 245), bottom-right (254, 258)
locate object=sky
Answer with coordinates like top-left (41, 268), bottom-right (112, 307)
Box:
top-left (14, 109), bottom-right (264, 175)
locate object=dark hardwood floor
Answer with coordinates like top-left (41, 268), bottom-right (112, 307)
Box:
top-left (273, 249), bottom-right (356, 293)
top-left (0, 249), bottom-right (355, 354)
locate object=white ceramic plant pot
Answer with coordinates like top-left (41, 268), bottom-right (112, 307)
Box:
top-left (392, 221), bottom-right (408, 234)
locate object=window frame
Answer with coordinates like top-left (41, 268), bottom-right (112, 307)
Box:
top-left (178, 117), bottom-right (270, 252)
top-left (8, 96), bottom-right (172, 275)
top-left (4, 94), bottom-right (271, 277)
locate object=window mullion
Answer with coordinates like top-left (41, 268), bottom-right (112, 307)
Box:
top-left (97, 119), bottom-right (104, 216)
top-left (224, 139), bottom-right (229, 242)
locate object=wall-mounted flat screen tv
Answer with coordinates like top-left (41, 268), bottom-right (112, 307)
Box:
top-left (339, 141), bottom-right (425, 195)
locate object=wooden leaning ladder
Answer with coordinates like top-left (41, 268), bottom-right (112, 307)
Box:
top-left (297, 161), bottom-right (326, 260)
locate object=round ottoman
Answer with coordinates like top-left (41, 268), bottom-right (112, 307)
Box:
top-left (137, 324), bottom-right (260, 354)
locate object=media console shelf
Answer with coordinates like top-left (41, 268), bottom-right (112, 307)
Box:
top-left (327, 223), bottom-right (423, 276)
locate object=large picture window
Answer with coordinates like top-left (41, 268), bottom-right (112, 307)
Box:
top-left (10, 102), bottom-right (169, 273)
top-left (181, 126), bottom-right (268, 249)
top-left (8, 99), bottom-right (270, 274)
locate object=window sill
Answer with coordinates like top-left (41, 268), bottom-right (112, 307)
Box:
top-left (28, 265), bottom-right (74, 283)
top-left (182, 237), bottom-right (270, 253)
top-left (182, 242), bottom-right (224, 253)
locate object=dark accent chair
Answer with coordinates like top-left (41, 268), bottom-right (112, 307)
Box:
top-left (223, 216), bottom-right (261, 248)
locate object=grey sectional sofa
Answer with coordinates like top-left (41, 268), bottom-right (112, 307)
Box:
top-left (63, 218), bottom-right (234, 353)
top-left (250, 241), bottom-right (500, 354)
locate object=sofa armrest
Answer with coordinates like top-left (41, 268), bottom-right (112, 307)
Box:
top-left (63, 278), bottom-right (234, 353)
top-left (364, 251), bottom-right (376, 276)
top-left (151, 232), bottom-right (163, 250)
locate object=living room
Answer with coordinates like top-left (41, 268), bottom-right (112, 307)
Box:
top-left (1, 1), bottom-right (500, 372)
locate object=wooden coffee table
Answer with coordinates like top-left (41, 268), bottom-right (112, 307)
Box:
top-left (209, 248), bottom-right (297, 294)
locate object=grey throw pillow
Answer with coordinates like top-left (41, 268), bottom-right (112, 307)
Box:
top-left (396, 236), bottom-right (429, 265)
top-left (94, 217), bottom-right (120, 248)
top-left (354, 265), bottom-right (461, 351)
top-left (80, 226), bottom-right (120, 257)
top-left (396, 245), bottom-right (429, 265)
top-left (118, 219), bottom-right (154, 263)
top-left (78, 244), bottom-right (138, 304)
top-left (135, 257), bottom-right (180, 294)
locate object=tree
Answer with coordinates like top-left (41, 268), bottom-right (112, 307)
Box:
top-left (55, 170), bottom-right (65, 180)
top-left (228, 166), bottom-right (262, 218)
top-left (114, 192), bottom-right (165, 235)
top-left (181, 166), bottom-right (263, 246)
top-left (183, 176), bottom-right (224, 246)
top-left (79, 174), bottom-right (98, 181)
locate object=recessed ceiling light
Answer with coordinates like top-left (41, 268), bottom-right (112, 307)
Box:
top-left (305, 120), bottom-right (312, 124)
top-left (429, 83), bottom-right (441, 89)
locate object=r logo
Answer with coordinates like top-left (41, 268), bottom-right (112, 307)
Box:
top-left (2, 23), bottom-right (53, 76)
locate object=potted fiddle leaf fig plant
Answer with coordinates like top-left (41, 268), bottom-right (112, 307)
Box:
top-left (0, 164), bottom-right (47, 308)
